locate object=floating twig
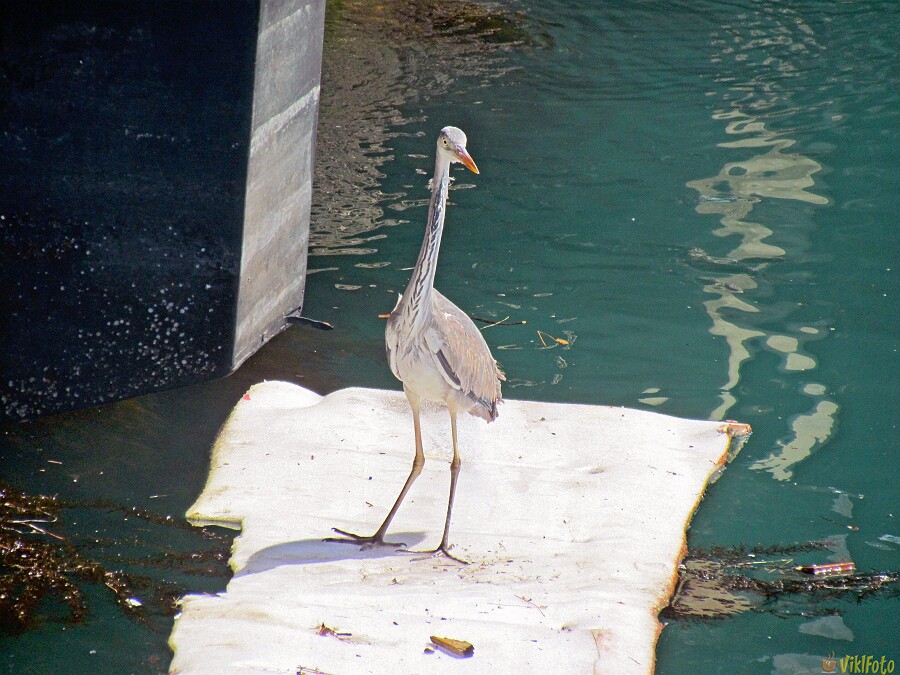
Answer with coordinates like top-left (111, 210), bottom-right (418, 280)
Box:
top-left (537, 330), bottom-right (569, 347)
top-left (9, 520), bottom-right (65, 540)
top-left (471, 315), bottom-right (527, 327)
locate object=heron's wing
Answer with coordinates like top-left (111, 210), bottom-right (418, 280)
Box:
top-left (425, 290), bottom-right (504, 420)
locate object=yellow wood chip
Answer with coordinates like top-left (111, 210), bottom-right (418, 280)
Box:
top-left (430, 635), bottom-right (474, 657)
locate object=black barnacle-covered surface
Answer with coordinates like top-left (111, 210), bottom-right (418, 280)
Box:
top-left (0, 1), bottom-right (259, 421)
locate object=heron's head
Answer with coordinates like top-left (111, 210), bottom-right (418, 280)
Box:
top-left (438, 126), bottom-right (479, 174)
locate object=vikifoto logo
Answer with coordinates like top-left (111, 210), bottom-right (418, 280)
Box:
top-left (822, 652), bottom-right (896, 673)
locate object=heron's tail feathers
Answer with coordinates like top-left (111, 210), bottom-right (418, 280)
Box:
top-left (467, 394), bottom-right (503, 423)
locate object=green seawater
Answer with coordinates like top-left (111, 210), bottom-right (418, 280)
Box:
top-left (2, 1), bottom-right (897, 672)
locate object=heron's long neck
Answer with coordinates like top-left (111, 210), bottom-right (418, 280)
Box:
top-left (400, 153), bottom-right (451, 321)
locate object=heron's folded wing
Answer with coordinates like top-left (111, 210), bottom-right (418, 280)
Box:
top-left (424, 292), bottom-right (503, 414)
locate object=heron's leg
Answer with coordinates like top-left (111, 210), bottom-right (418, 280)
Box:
top-left (439, 409), bottom-right (465, 556)
top-left (409, 408), bottom-right (468, 564)
top-left (325, 389), bottom-right (424, 549)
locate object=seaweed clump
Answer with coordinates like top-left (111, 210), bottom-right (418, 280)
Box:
top-left (662, 541), bottom-right (899, 622)
top-left (0, 482), bottom-right (229, 634)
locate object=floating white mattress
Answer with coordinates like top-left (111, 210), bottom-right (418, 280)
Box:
top-left (169, 382), bottom-right (749, 674)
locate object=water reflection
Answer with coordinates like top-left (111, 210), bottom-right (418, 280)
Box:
top-left (310, 0), bottom-right (529, 257)
top-left (687, 5), bottom-right (838, 480)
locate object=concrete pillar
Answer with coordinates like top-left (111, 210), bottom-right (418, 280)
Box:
top-left (234, 0), bottom-right (324, 369)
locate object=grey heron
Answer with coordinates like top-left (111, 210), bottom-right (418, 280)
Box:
top-left (327, 126), bottom-right (504, 562)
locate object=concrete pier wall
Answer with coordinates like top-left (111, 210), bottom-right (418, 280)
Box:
top-left (0, 1), bottom-right (325, 420)
top-left (234, 0), bottom-right (324, 369)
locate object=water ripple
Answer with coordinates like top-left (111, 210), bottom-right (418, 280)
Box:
top-left (309, 0), bottom-right (531, 257)
top-left (686, 2), bottom-right (857, 480)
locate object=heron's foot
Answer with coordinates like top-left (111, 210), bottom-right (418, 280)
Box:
top-left (404, 543), bottom-right (470, 565)
top-left (323, 527), bottom-right (407, 550)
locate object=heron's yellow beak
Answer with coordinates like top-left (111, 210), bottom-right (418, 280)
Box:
top-left (455, 146), bottom-right (479, 174)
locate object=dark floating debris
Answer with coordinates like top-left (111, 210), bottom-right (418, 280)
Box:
top-left (663, 541), bottom-right (898, 622)
top-left (0, 482), bottom-right (230, 635)
top-left (284, 309), bottom-right (334, 330)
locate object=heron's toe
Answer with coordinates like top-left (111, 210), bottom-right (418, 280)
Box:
top-left (323, 528), bottom-right (408, 550)
top-left (403, 544), bottom-right (469, 565)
